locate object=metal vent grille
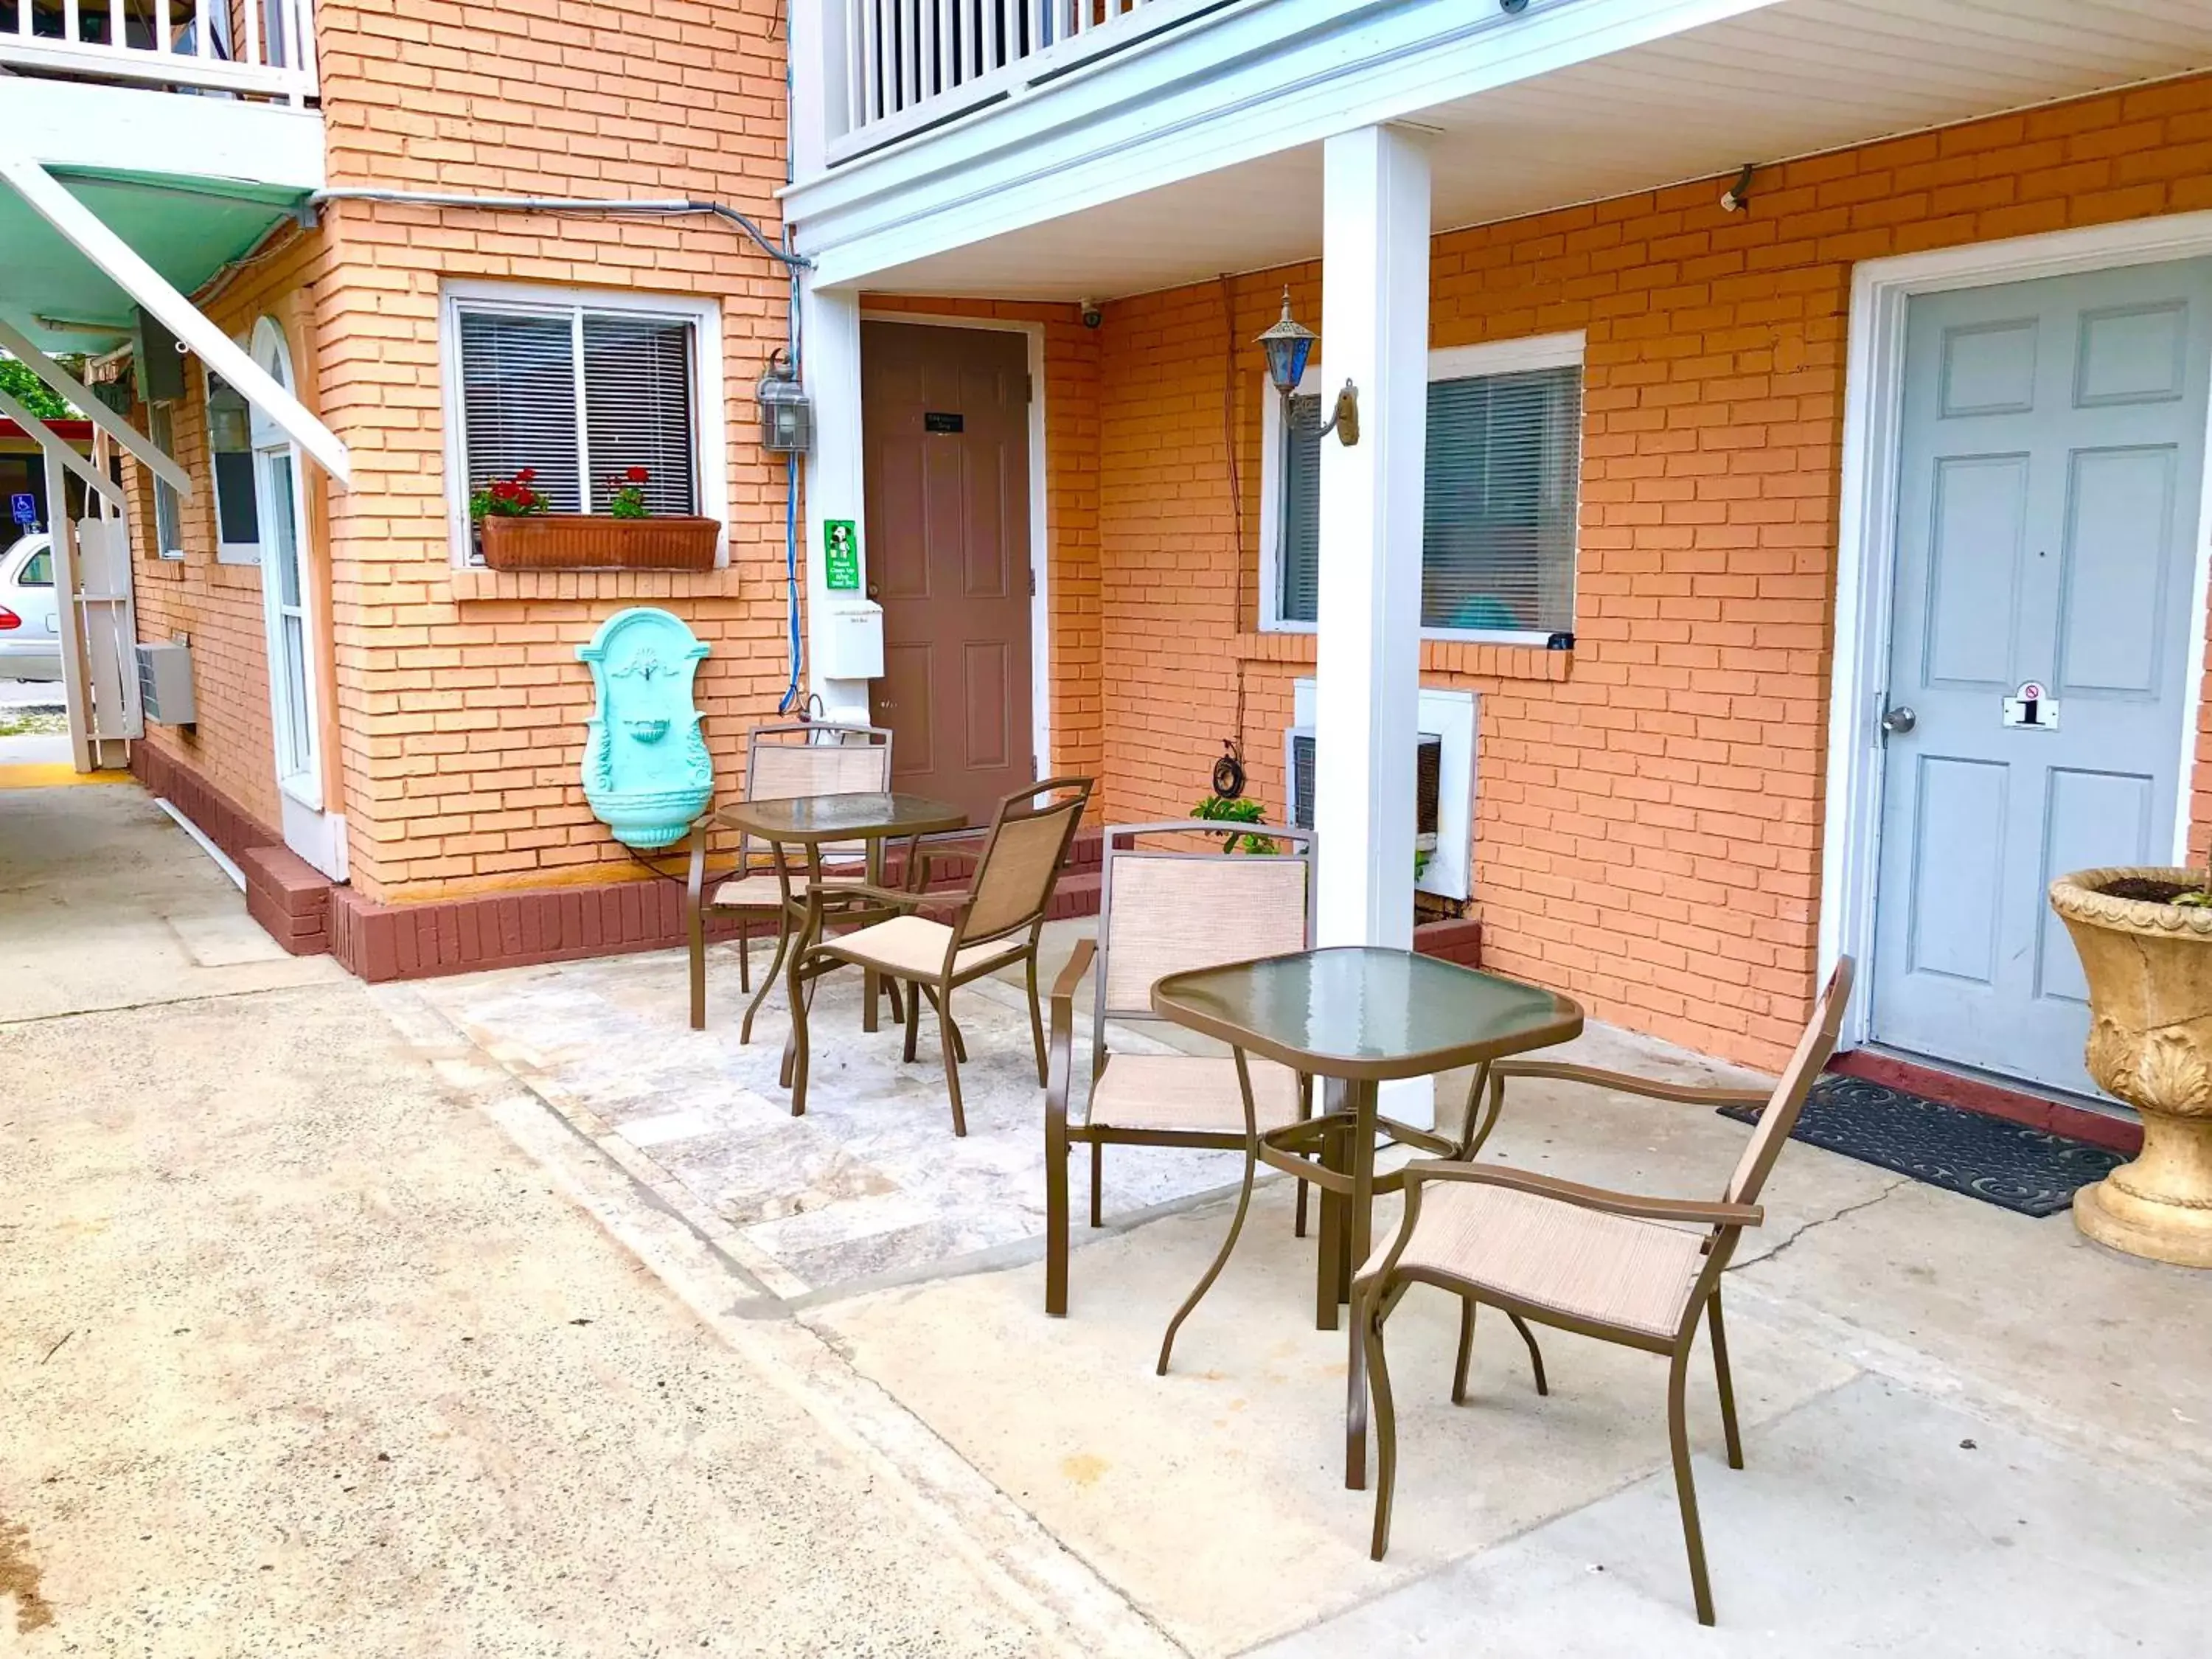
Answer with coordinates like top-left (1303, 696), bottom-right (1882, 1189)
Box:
top-left (1287, 729), bottom-right (1441, 850)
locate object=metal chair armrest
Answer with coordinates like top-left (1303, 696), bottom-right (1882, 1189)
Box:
top-left (1401, 1158), bottom-right (1764, 1229)
top-left (1050, 936), bottom-right (1097, 1012)
top-left (1491, 1060), bottom-right (1772, 1109)
top-left (807, 879), bottom-right (928, 910)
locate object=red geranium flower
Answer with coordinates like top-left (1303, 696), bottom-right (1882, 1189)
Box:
top-left (625, 465), bottom-right (649, 484)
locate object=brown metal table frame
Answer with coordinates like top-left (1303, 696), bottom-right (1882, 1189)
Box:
top-left (1150, 947), bottom-right (1583, 1490)
top-left (714, 793), bottom-right (967, 1091)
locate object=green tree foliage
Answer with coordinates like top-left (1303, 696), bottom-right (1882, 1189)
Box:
top-left (0, 355), bottom-right (78, 422)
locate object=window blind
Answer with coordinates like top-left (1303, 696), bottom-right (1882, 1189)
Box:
top-left (582, 315), bottom-right (698, 515)
top-left (1278, 393), bottom-right (1322, 623)
top-left (1421, 365), bottom-right (1580, 635)
top-left (1276, 363), bottom-right (1582, 635)
top-left (458, 309), bottom-right (584, 514)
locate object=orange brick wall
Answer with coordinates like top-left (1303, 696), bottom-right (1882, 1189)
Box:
top-left (192, 0), bottom-right (796, 901)
top-left (1088, 74), bottom-right (2212, 1071)
top-left (127, 232), bottom-right (338, 835)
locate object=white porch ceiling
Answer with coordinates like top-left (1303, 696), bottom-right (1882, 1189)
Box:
top-left (860, 0), bottom-right (2212, 302)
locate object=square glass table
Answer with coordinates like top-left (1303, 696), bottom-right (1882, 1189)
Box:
top-left (1151, 945), bottom-right (1583, 1488)
top-left (717, 791), bottom-right (965, 1074)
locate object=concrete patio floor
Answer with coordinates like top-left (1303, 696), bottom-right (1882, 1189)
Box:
top-left (5, 782), bottom-right (2210, 1654)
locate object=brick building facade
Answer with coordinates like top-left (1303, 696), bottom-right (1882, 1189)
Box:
top-left (89, 7), bottom-right (2212, 1077)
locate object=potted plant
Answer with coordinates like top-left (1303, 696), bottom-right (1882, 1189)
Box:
top-left (2048, 863), bottom-right (2212, 1267)
top-left (473, 466), bottom-right (721, 572)
top-left (1192, 793), bottom-right (1279, 855)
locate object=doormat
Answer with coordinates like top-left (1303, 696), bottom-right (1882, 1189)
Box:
top-left (1719, 1074), bottom-right (2127, 1218)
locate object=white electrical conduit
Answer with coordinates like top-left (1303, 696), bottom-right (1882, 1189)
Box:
top-left (305, 190), bottom-right (810, 271)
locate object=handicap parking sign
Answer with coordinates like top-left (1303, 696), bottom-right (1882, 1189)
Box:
top-left (9, 493), bottom-right (35, 526)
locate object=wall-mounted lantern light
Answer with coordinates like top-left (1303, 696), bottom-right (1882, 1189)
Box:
top-left (756, 348), bottom-right (813, 454)
top-left (1254, 288), bottom-right (1358, 446)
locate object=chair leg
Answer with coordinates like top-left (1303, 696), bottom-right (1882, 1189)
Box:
top-left (687, 902), bottom-right (709, 1032)
top-left (1451, 1298), bottom-right (1476, 1405)
top-left (1668, 1342), bottom-right (1718, 1627)
top-left (1366, 1284), bottom-right (1400, 1561)
top-left (937, 985), bottom-right (967, 1138)
top-left (740, 916), bottom-right (792, 1046)
top-left (902, 978), bottom-right (921, 1063)
top-left (1046, 1119), bottom-right (1071, 1318)
top-left (787, 959), bottom-right (815, 1119)
top-left (737, 914), bottom-right (751, 994)
top-left (1708, 1293), bottom-right (1744, 1470)
top-left (1157, 1138), bottom-right (1257, 1376)
top-left (1294, 1173), bottom-right (1309, 1239)
top-left (1088, 1141), bottom-right (1103, 1229)
top-left (1508, 1312), bottom-right (1549, 1397)
top-left (886, 978), bottom-right (906, 1025)
top-left (1026, 952), bottom-right (1048, 1088)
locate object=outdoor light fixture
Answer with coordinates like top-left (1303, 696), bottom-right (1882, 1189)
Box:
top-left (756, 348), bottom-right (813, 454)
top-left (1255, 288), bottom-right (1358, 447)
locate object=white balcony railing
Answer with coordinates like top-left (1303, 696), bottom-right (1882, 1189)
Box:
top-left (0, 0), bottom-right (318, 105)
top-left (833, 0), bottom-right (1214, 161)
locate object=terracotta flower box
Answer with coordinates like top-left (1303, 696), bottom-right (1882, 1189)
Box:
top-left (479, 515), bottom-right (720, 572)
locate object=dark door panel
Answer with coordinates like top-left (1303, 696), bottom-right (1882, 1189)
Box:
top-left (862, 322), bottom-right (1034, 827)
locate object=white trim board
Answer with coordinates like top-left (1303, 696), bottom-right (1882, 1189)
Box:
top-left (1258, 329), bottom-right (1585, 645)
top-left (857, 310), bottom-right (1053, 782)
top-left (1820, 209), bottom-right (2212, 1049)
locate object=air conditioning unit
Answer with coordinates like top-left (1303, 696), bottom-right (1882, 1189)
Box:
top-left (136, 640), bottom-right (196, 726)
top-left (1288, 682), bottom-right (1478, 901)
top-left (1287, 728), bottom-right (1443, 855)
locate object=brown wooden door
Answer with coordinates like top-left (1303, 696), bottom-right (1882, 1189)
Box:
top-left (861, 321), bottom-right (1034, 827)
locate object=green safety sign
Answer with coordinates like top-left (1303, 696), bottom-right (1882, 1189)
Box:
top-left (824, 521), bottom-right (860, 591)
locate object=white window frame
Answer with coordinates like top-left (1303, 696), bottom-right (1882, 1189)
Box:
top-left (437, 279), bottom-right (728, 568)
top-left (149, 400), bottom-right (185, 560)
top-left (1259, 329), bottom-right (1586, 645)
top-left (206, 356), bottom-right (263, 566)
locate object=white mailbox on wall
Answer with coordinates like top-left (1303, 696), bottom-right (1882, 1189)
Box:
top-left (818, 599), bottom-right (885, 681)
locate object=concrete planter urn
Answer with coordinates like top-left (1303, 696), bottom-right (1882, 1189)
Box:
top-left (2049, 866), bottom-right (2212, 1268)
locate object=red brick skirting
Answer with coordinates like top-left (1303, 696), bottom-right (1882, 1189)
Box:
top-left (1413, 916), bottom-right (1484, 968)
top-left (332, 828), bottom-right (1112, 984)
top-left (241, 845), bottom-right (333, 956)
top-left (1828, 1048), bottom-right (2143, 1155)
top-left (132, 746), bottom-right (279, 875)
top-left (132, 746), bottom-right (336, 959)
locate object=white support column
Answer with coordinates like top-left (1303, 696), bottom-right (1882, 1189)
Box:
top-left (42, 447), bottom-right (99, 773)
top-left (1312, 123), bottom-right (1431, 953)
top-left (800, 279), bottom-right (872, 724)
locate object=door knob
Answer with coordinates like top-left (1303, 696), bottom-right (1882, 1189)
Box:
top-left (1881, 705), bottom-right (1917, 735)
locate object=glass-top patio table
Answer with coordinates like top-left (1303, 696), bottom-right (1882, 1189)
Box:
top-left (1151, 945), bottom-right (1584, 1489)
top-left (716, 791), bottom-right (966, 1072)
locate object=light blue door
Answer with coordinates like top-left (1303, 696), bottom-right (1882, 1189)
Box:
top-left (1872, 259), bottom-right (2212, 1094)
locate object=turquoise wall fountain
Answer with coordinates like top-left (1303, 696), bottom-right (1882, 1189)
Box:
top-left (576, 607), bottom-right (713, 849)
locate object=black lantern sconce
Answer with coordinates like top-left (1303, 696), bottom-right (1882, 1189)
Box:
top-left (756, 348), bottom-right (813, 454)
top-left (1255, 289), bottom-right (1357, 446)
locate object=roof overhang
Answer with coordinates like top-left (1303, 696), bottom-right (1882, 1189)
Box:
top-left (808, 0), bottom-right (2212, 302)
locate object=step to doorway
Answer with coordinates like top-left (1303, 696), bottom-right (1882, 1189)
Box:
top-left (1828, 1048), bottom-right (2141, 1156)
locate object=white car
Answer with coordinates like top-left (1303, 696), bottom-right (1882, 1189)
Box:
top-left (0, 532), bottom-right (63, 682)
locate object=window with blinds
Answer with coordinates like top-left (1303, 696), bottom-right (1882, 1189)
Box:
top-left (1275, 362), bottom-right (1582, 636)
top-left (453, 299), bottom-right (700, 546)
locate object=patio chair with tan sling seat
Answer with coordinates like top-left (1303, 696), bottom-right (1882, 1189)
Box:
top-left (1354, 958), bottom-right (1854, 1626)
top-left (785, 777), bottom-right (1093, 1136)
top-left (683, 720), bottom-right (893, 1039)
top-left (1043, 821), bottom-right (1316, 1318)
